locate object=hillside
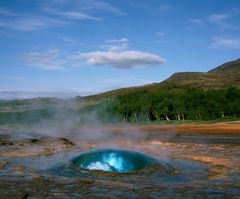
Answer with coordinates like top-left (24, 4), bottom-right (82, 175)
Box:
top-left (208, 58), bottom-right (240, 73)
top-left (84, 58), bottom-right (240, 102)
top-left (161, 58), bottom-right (240, 88)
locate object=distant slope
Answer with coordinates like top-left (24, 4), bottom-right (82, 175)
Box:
top-left (84, 58), bottom-right (240, 102)
top-left (0, 97), bottom-right (64, 112)
top-left (208, 58), bottom-right (240, 73)
top-left (161, 72), bottom-right (219, 88)
top-left (158, 58), bottom-right (240, 89)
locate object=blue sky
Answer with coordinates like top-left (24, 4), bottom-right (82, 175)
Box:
top-left (0, 0), bottom-right (240, 97)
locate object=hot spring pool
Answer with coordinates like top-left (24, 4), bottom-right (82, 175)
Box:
top-left (69, 148), bottom-right (161, 173)
top-left (1, 131), bottom-right (240, 198)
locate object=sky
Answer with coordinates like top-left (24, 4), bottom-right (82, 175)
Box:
top-left (0, 0), bottom-right (240, 98)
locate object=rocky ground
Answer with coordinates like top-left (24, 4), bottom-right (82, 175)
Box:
top-left (0, 127), bottom-right (240, 199)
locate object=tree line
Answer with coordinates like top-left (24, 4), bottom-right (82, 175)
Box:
top-left (87, 87), bottom-right (240, 122)
top-left (0, 87), bottom-right (240, 124)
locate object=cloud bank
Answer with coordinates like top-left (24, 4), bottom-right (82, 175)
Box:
top-left (72, 49), bottom-right (165, 69)
top-left (70, 38), bottom-right (165, 69)
top-left (22, 39), bottom-right (165, 70)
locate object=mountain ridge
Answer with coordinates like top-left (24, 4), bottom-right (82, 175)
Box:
top-left (208, 58), bottom-right (240, 73)
top-left (84, 58), bottom-right (240, 101)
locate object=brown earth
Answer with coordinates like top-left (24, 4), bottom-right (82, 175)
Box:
top-left (104, 121), bottom-right (240, 134)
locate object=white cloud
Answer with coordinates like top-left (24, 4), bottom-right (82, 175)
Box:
top-left (0, 7), bottom-right (69, 31)
top-left (42, 7), bottom-right (101, 21)
top-left (72, 0), bottom-right (127, 16)
top-left (209, 37), bottom-right (240, 49)
top-left (106, 38), bottom-right (129, 43)
top-left (188, 13), bottom-right (237, 30)
top-left (208, 14), bottom-right (230, 23)
top-left (106, 43), bottom-right (129, 52)
top-left (72, 49), bottom-right (165, 69)
top-left (41, 0), bottom-right (127, 19)
top-left (22, 39), bottom-right (165, 70)
top-left (22, 49), bottom-right (66, 71)
top-left (207, 13), bottom-right (237, 29)
top-left (102, 38), bottom-right (129, 52)
top-left (0, 18), bottom-right (47, 31)
top-left (188, 14), bottom-right (230, 26)
top-left (0, 0), bottom-right (126, 31)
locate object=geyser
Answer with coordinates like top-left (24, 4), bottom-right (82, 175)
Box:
top-left (70, 149), bottom-right (160, 173)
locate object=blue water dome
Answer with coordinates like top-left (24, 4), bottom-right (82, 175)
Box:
top-left (70, 148), bottom-right (160, 172)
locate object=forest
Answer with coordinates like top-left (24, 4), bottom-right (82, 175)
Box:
top-left (0, 87), bottom-right (240, 124)
top-left (81, 87), bottom-right (240, 123)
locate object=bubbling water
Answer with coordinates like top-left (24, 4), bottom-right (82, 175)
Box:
top-left (70, 148), bottom-right (160, 173)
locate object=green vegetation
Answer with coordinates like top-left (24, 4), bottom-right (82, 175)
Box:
top-left (0, 108), bottom-right (55, 124)
top-left (79, 87), bottom-right (240, 123)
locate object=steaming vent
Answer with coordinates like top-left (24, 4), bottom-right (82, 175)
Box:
top-left (69, 149), bottom-right (162, 173)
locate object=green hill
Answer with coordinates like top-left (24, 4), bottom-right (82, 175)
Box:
top-left (84, 58), bottom-right (240, 102)
top-left (208, 58), bottom-right (240, 73)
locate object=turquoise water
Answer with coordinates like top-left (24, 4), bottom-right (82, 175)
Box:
top-left (70, 149), bottom-right (160, 172)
